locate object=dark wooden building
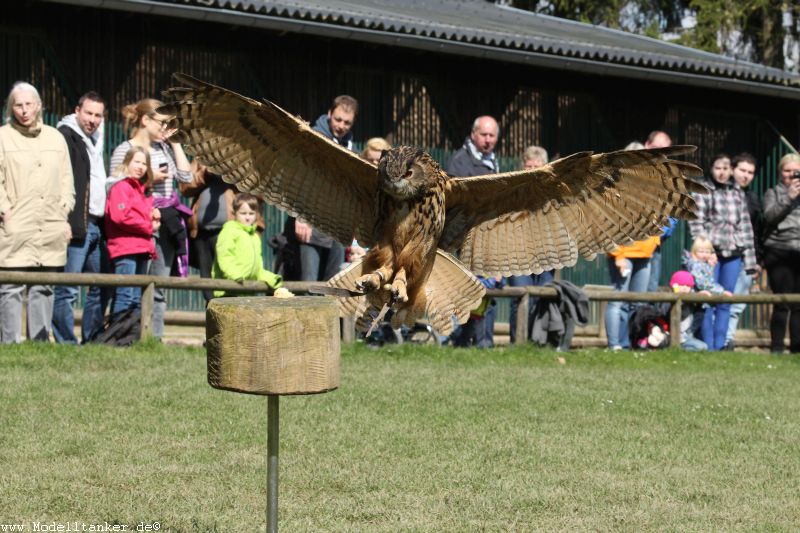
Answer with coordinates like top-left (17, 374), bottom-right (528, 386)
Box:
top-left (6, 0), bottom-right (800, 163)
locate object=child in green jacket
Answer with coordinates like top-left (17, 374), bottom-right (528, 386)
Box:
top-left (212, 193), bottom-right (283, 297)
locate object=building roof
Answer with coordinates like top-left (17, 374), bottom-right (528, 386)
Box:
top-left (47, 0), bottom-right (800, 98)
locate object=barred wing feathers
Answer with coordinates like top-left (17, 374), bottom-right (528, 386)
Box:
top-left (443, 146), bottom-right (705, 277)
top-left (422, 250), bottom-right (485, 335)
top-left (328, 250), bottom-right (484, 336)
top-left (160, 73), bottom-right (379, 247)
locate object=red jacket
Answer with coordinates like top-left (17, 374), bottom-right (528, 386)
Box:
top-left (105, 177), bottom-right (155, 260)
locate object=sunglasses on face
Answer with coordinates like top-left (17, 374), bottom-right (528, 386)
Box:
top-left (149, 116), bottom-right (170, 129)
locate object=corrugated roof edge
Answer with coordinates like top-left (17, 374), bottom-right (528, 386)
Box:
top-left (37, 0), bottom-right (800, 97)
top-left (186, 0), bottom-right (796, 84)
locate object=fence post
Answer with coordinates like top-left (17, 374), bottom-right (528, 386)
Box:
top-left (598, 301), bottom-right (608, 343)
top-left (669, 297), bottom-right (682, 348)
top-left (342, 315), bottom-right (356, 343)
top-left (514, 294), bottom-right (529, 345)
top-left (140, 282), bottom-right (155, 339)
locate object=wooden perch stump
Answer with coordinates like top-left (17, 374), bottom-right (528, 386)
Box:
top-left (206, 296), bottom-right (340, 395)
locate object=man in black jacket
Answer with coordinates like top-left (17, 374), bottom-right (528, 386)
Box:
top-left (445, 116), bottom-right (501, 347)
top-left (284, 95), bottom-right (357, 281)
top-left (446, 115), bottom-right (500, 178)
top-left (52, 91), bottom-right (108, 343)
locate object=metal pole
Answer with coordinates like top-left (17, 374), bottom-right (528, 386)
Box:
top-left (267, 395), bottom-right (279, 533)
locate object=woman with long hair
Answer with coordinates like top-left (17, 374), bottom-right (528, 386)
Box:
top-left (108, 98), bottom-right (192, 338)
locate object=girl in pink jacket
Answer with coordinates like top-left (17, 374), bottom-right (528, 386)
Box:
top-left (105, 146), bottom-right (161, 315)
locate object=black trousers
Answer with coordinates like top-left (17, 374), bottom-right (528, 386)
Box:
top-left (764, 247), bottom-right (800, 353)
top-left (193, 227), bottom-right (222, 304)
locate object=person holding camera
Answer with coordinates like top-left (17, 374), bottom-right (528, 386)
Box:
top-left (109, 98), bottom-right (192, 337)
top-left (762, 153), bottom-right (800, 353)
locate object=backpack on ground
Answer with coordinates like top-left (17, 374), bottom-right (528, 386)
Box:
top-left (628, 304), bottom-right (670, 349)
top-left (90, 309), bottom-right (141, 347)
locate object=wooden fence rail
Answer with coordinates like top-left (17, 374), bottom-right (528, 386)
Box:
top-left (1, 271), bottom-right (799, 347)
top-left (0, 270), bottom-right (324, 340)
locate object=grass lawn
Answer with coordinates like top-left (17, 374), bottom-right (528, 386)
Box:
top-left (1, 340), bottom-right (799, 532)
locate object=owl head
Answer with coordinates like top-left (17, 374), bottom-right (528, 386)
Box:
top-left (377, 146), bottom-right (435, 199)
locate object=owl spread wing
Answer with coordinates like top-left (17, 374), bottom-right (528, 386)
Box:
top-left (442, 146), bottom-right (706, 277)
top-left (160, 73), bottom-right (379, 246)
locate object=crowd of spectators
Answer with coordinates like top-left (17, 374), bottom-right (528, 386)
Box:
top-left (602, 140), bottom-right (800, 354)
top-left (0, 80), bottom-right (798, 353)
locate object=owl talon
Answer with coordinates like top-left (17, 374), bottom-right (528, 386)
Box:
top-left (391, 280), bottom-right (408, 303)
top-left (355, 273), bottom-right (382, 293)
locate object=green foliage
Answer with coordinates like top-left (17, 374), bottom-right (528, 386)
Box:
top-left (2, 341), bottom-right (800, 530)
top-left (738, 0), bottom-right (790, 68)
top-left (674, 0), bottom-right (726, 53)
top-left (512, 0), bottom-right (798, 69)
top-left (513, 0), bottom-right (681, 32)
top-left (675, 0), bottom-right (788, 67)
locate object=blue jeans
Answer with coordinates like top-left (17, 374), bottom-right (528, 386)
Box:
top-left (647, 245), bottom-right (662, 292)
top-left (52, 220), bottom-right (109, 344)
top-left (112, 254), bottom-right (150, 315)
top-left (681, 335), bottom-right (707, 351)
top-left (726, 267), bottom-right (751, 344)
top-left (605, 257), bottom-right (651, 348)
top-left (701, 256), bottom-right (741, 350)
top-left (507, 271), bottom-right (554, 343)
top-left (474, 303), bottom-right (495, 348)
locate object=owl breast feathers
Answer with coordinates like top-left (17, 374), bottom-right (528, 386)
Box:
top-left (161, 74), bottom-right (706, 335)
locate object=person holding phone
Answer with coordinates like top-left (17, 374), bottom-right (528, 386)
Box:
top-left (108, 98), bottom-right (192, 339)
top-left (762, 153), bottom-right (800, 353)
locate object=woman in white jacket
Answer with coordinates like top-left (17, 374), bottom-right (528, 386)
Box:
top-left (0, 82), bottom-right (75, 343)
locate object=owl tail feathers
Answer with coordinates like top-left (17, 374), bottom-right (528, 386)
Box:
top-left (326, 250), bottom-right (486, 337)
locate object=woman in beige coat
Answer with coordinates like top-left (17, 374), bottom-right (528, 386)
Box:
top-left (0, 82), bottom-right (75, 343)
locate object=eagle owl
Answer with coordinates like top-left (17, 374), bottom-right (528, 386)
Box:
top-left (161, 74), bottom-right (705, 335)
